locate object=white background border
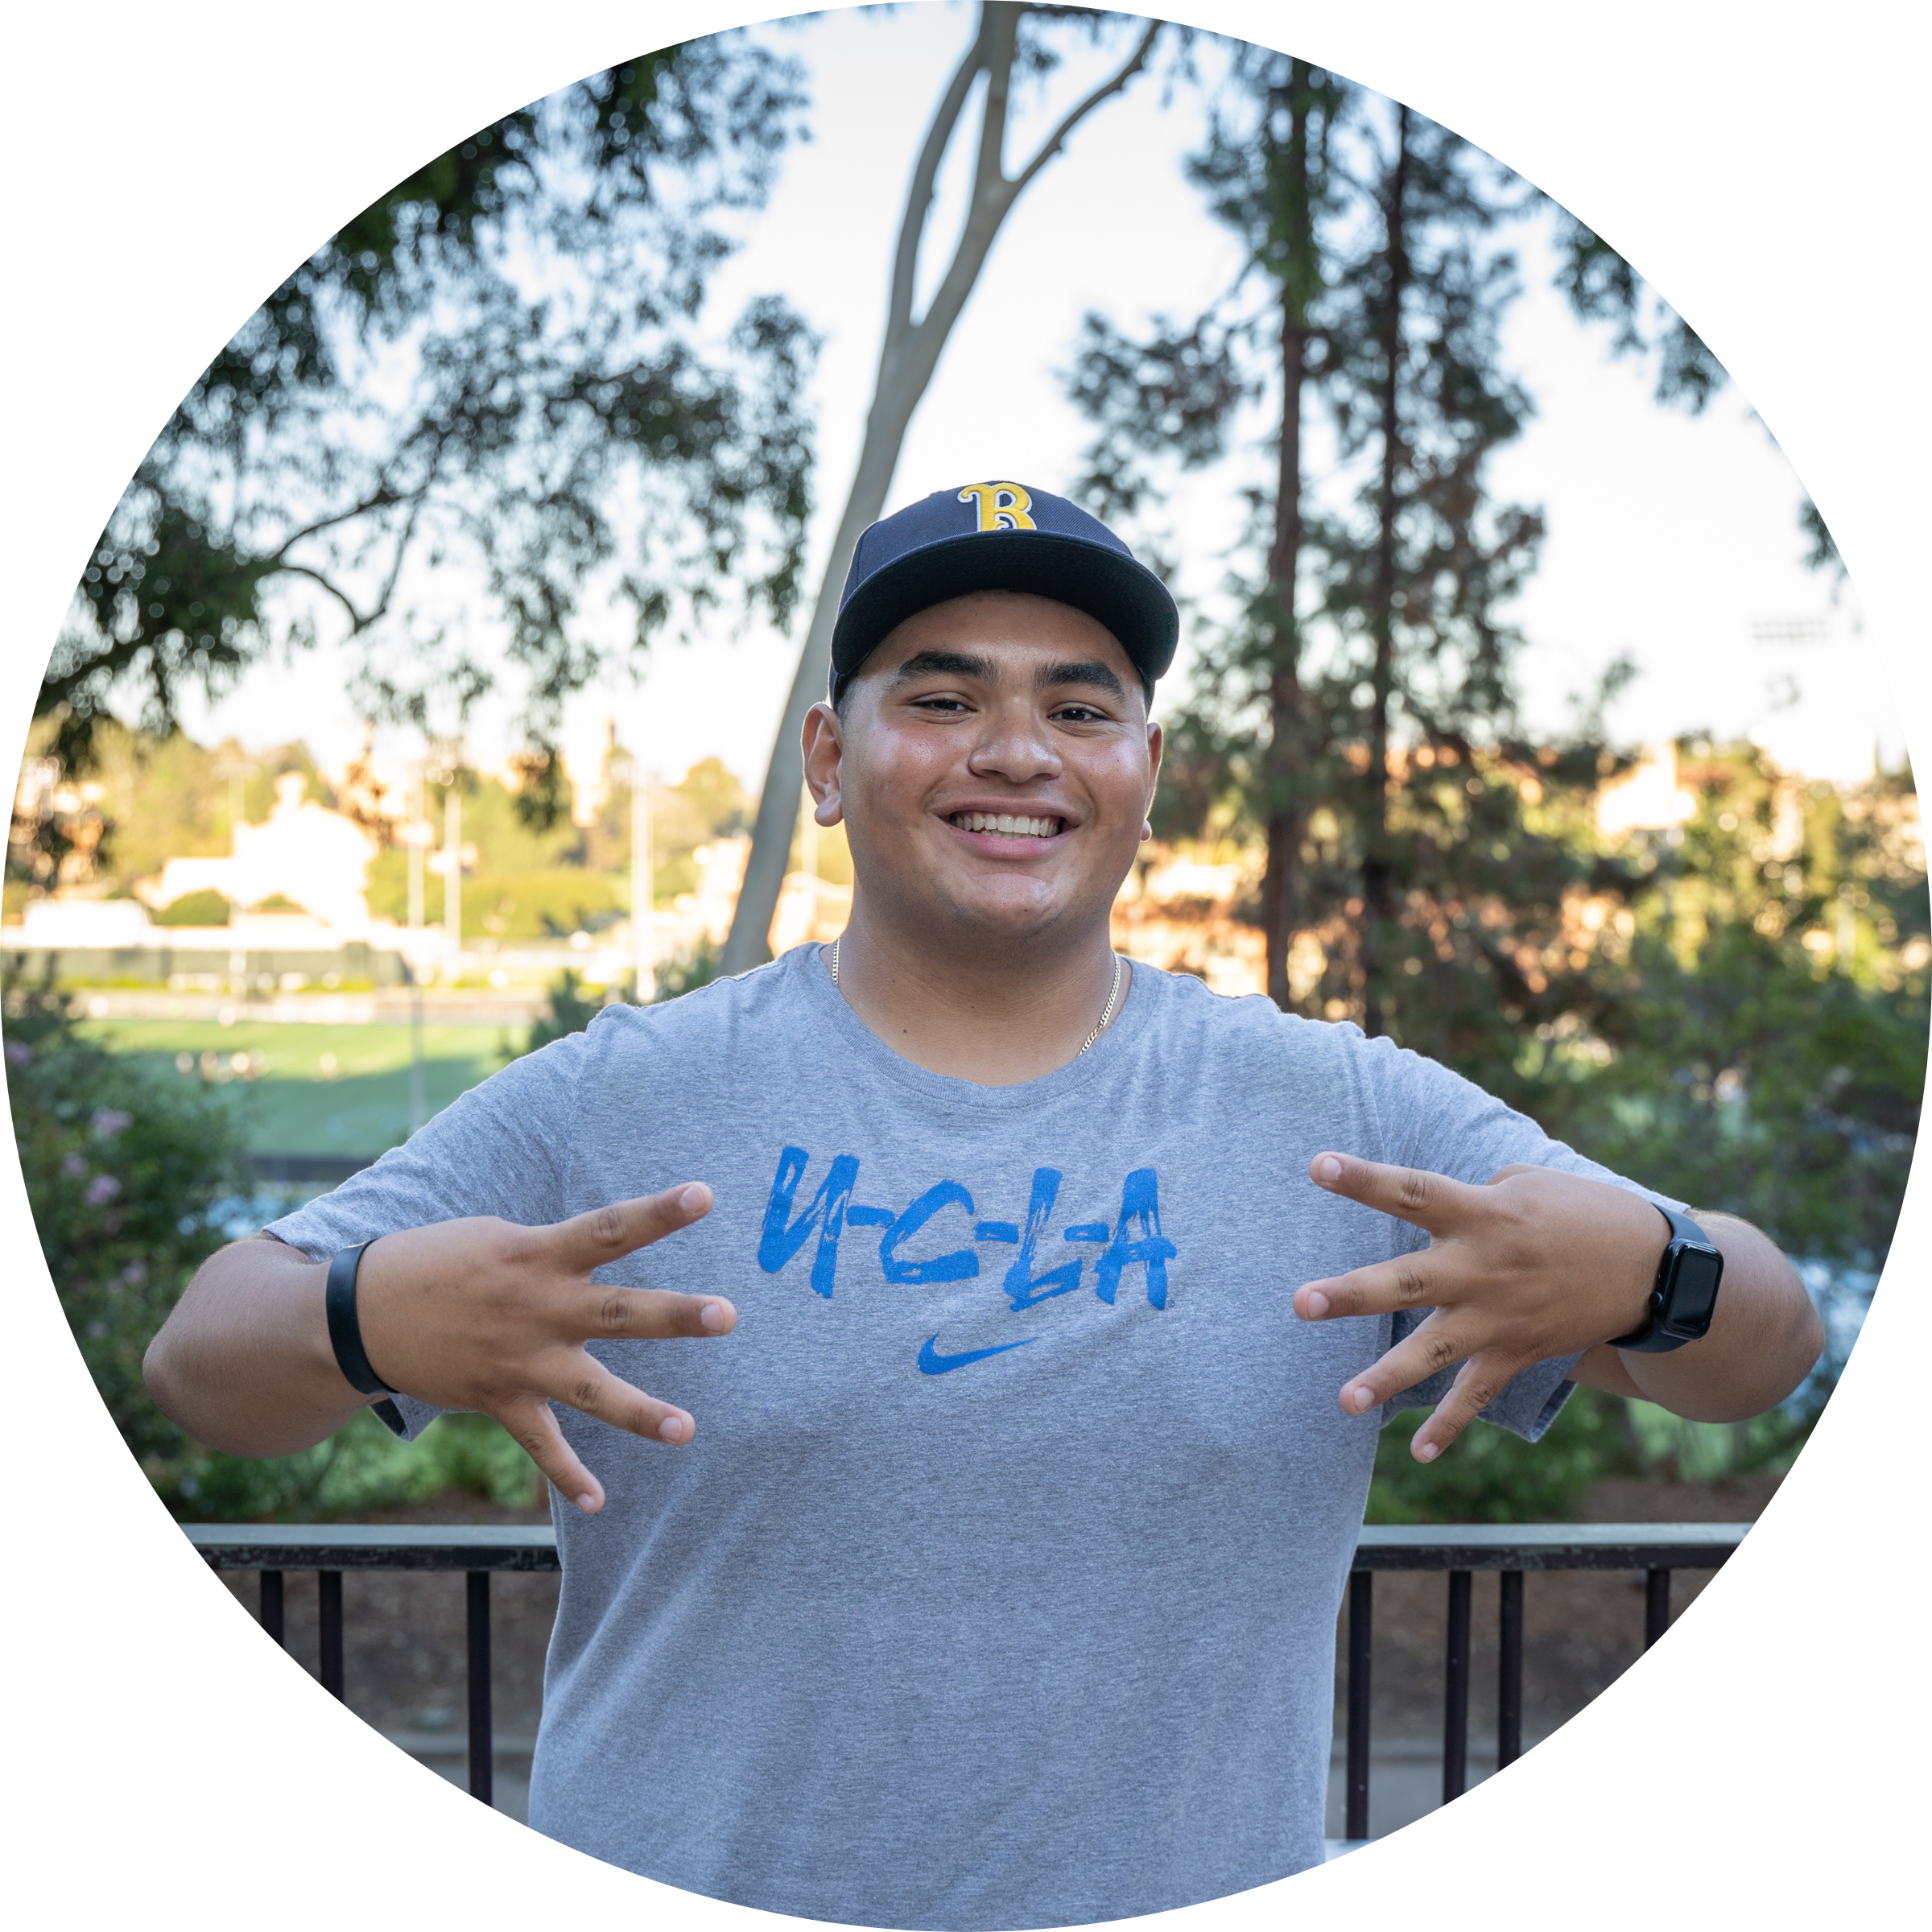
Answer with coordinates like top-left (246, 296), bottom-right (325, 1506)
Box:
top-left (4, 4), bottom-right (1923, 1922)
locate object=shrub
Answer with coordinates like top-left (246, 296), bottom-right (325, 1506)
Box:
top-left (154, 888), bottom-right (230, 927)
top-left (7, 973), bottom-right (246, 1501)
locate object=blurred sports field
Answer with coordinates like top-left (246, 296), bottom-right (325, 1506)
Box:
top-left (77, 1018), bottom-right (510, 1160)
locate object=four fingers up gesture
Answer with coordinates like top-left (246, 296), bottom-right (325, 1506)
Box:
top-left (353, 1183), bottom-right (735, 1513)
top-left (1294, 1154), bottom-right (1663, 1463)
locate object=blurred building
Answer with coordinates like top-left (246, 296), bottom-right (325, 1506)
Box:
top-left (142, 771), bottom-right (378, 933)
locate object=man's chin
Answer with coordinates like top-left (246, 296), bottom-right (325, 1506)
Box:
top-left (927, 880), bottom-right (1090, 947)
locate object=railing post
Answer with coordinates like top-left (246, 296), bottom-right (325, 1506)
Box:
top-left (1497, 1569), bottom-right (1523, 1769)
top-left (1645, 1568), bottom-right (1671, 1649)
top-left (1443, 1570), bottom-right (1472, 1802)
top-left (1345, 1570), bottom-right (1373, 1841)
top-left (259, 1570), bottom-right (285, 1648)
top-left (319, 1571), bottom-right (345, 1700)
top-left (467, 1571), bottom-right (493, 1806)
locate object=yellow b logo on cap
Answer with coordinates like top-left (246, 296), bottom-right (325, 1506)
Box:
top-left (958, 482), bottom-right (1034, 531)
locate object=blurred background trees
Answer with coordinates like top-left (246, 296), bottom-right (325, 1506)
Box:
top-left (37, 36), bottom-right (819, 841)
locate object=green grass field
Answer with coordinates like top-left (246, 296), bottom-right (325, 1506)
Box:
top-left (80, 1018), bottom-right (514, 1158)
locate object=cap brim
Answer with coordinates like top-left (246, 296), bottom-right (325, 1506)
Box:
top-left (830, 530), bottom-right (1178, 697)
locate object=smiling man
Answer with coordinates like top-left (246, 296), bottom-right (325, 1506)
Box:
top-left (146, 481), bottom-right (1821, 1929)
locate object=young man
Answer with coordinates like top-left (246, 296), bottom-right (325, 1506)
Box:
top-left (147, 482), bottom-right (1821, 1930)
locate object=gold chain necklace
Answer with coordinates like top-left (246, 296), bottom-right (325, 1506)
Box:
top-left (828, 939), bottom-right (1125, 1056)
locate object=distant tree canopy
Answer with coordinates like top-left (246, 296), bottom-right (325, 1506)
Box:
top-left (42, 36), bottom-right (818, 833)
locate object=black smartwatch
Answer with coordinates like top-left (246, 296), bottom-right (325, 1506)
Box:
top-left (1608, 1203), bottom-right (1724, 1352)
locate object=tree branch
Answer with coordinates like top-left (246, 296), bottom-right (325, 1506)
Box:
top-left (265, 484), bottom-right (403, 564)
top-left (1009, 18), bottom-right (1161, 200)
top-left (271, 563), bottom-right (370, 631)
top-left (882, 9), bottom-right (992, 365)
top-left (972, 2), bottom-right (1021, 206)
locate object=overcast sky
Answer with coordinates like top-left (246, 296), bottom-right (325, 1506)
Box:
top-left (165, 2), bottom-right (1895, 795)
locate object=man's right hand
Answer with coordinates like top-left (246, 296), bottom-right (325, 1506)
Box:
top-left (142, 1183), bottom-right (734, 1513)
top-left (355, 1183), bottom-right (733, 1513)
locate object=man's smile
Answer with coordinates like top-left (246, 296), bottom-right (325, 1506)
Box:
top-left (947, 811), bottom-right (1065, 839)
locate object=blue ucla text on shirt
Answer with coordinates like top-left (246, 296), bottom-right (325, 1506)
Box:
top-left (755, 1147), bottom-right (1179, 1372)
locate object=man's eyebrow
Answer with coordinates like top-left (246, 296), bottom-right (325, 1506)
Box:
top-left (888, 649), bottom-right (997, 685)
top-left (1034, 658), bottom-right (1126, 699)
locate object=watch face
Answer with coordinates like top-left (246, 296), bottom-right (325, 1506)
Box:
top-left (1665, 1245), bottom-right (1724, 1332)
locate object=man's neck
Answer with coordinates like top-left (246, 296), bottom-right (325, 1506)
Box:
top-left (825, 902), bottom-right (1127, 1086)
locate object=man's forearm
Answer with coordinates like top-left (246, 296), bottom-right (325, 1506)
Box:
top-left (1570, 1211), bottom-right (1823, 1421)
top-left (143, 1234), bottom-right (378, 1458)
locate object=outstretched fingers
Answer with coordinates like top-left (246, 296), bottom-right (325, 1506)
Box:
top-left (544, 1183), bottom-right (716, 1274)
top-left (1323, 1307), bottom-right (1529, 1461)
top-left (1409, 1352), bottom-right (1529, 1461)
top-left (493, 1350), bottom-right (704, 1513)
top-left (538, 1350), bottom-right (698, 1449)
top-left (497, 1394), bottom-right (609, 1515)
top-left (572, 1283), bottom-right (738, 1343)
top-left (1309, 1152), bottom-right (1483, 1237)
top-left (1294, 1249), bottom-right (1448, 1323)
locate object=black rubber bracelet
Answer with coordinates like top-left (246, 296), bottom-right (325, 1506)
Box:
top-left (324, 1241), bottom-right (398, 1397)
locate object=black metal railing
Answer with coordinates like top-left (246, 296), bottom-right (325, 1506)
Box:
top-left (188, 1524), bottom-right (559, 1808)
top-left (1340, 1523), bottom-right (1747, 1839)
top-left (186, 1519), bottom-right (1747, 1828)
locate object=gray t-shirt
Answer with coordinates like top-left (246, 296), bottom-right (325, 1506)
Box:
top-left (268, 947), bottom-right (1660, 1928)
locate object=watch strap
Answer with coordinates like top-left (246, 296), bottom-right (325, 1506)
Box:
top-left (1608, 1203), bottom-right (1715, 1352)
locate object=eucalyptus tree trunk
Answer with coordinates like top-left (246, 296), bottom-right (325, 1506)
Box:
top-left (720, 4), bottom-right (1161, 976)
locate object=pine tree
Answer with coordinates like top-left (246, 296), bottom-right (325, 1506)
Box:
top-left (1071, 76), bottom-right (1620, 1094)
top-left (1068, 47), bottom-right (1344, 1007)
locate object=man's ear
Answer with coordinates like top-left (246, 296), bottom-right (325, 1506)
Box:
top-left (1144, 718), bottom-right (1163, 823)
top-left (803, 702), bottom-right (845, 826)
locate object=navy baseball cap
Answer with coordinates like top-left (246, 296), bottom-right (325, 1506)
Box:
top-left (828, 481), bottom-right (1179, 706)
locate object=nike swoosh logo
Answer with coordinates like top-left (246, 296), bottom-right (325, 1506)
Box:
top-left (916, 1332), bottom-right (1038, 1375)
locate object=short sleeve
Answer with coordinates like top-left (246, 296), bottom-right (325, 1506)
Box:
top-left (1342, 1028), bottom-right (1686, 1443)
top-left (263, 1028), bottom-right (590, 1439)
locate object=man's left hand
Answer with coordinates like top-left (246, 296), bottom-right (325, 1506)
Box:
top-left (1293, 1154), bottom-right (1665, 1460)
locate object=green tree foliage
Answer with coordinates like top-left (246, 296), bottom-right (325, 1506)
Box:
top-left (1070, 50), bottom-right (1344, 1005)
top-left (43, 39), bottom-right (818, 832)
top-left (1539, 749), bottom-right (1926, 1277)
top-left (520, 968), bottom-right (610, 1055)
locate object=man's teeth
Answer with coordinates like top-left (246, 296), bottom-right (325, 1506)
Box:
top-left (951, 811), bottom-right (1063, 837)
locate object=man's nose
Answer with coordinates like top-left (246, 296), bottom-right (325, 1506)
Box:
top-left (966, 705), bottom-right (1063, 783)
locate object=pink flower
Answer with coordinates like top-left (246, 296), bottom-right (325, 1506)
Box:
top-left (83, 1174), bottom-right (122, 1207)
top-left (91, 1108), bottom-right (131, 1137)
top-left (61, 1153), bottom-right (88, 1179)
